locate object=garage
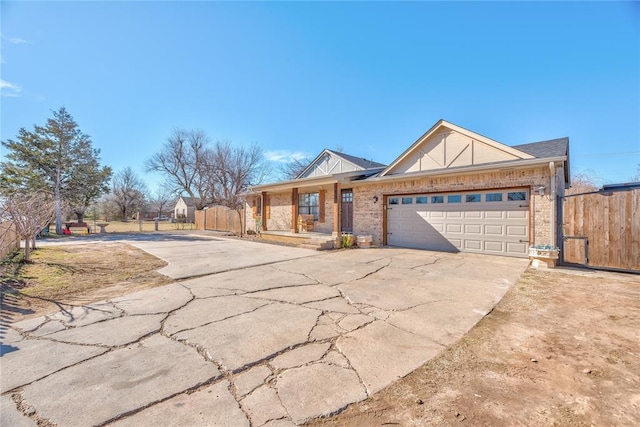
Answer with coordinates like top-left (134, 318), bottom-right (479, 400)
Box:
top-left (386, 188), bottom-right (530, 257)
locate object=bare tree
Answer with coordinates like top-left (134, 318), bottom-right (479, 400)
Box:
top-left (110, 167), bottom-right (147, 221)
top-left (278, 156), bottom-right (311, 180)
top-left (208, 141), bottom-right (270, 235)
top-left (1, 192), bottom-right (55, 262)
top-left (146, 129), bottom-right (214, 210)
top-left (148, 186), bottom-right (176, 218)
top-left (566, 171), bottom-right (599, 195)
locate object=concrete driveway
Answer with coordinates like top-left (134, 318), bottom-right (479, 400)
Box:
top-left (2, 234), bottom-right (529, 426)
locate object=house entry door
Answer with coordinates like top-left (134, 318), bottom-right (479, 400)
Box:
top-left (341, 190), bottom-right (353, 232)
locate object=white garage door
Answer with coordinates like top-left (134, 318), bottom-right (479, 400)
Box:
top-left (387, 188), bottom-right (529, 257)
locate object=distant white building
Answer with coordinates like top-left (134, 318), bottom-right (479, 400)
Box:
top-left (173, 196), bottom-right (198, 223)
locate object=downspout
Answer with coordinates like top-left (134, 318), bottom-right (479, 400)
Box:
top-left (549, 162), bottom-right (556, 246)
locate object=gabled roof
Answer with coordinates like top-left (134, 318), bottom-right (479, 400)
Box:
top-left (381, 119), bottom-right (535, 176)
top-left (296, 148), bottom-right (386, 179)
top-left (178, 196), bottom-right (199, 207)
top-left (327, 150), bottom-right (387, 170)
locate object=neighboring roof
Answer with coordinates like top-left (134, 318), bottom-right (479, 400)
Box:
top-left (512, 138), bottom-right (569, 158)
top-left (178, 196), bottom-right (199, 207)
top-left (602, 182), bottom-right (640, 192)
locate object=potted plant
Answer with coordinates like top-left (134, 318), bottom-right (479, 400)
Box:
top-left (529, 244), bottom-right (560, 268)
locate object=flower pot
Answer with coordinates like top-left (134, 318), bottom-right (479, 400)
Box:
top-left (529, 246), bottom-right (559, 268)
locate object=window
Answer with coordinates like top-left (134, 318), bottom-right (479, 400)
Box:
top-left (466, 194), bottom-right (481, 202)
top-left (486, 193), bottom-right (503, 202)
top-left (508, 191), bottom-right (527, 201)
top-left (416, 196), bottom-right (428, 204)
top-left (342, 191), bottom-right (353, 203)
top-left (431, 196), bottom-right (444, 203)
top-left (298, 192), bottom-right (319, 220)
top-left (402, 197), bottom-right (413, 204)
top-left (254, 197), bottom-right (262, 217)
top-left (447, 195), bottom-right (461, 203)
top-left (389, 197), bottom-right (399, 205)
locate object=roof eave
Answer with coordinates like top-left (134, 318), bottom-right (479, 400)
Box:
top-left (250, 167), bottom-right (386, 193)
top-left (354, 156), bottom-right (568, 185)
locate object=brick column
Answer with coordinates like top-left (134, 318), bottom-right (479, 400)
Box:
top-left (291, 188), bottom-right (298, 233)
top-left (333, 182), bottom-right (341, 237)
top-left (261, 191), bottom-right (268, 231)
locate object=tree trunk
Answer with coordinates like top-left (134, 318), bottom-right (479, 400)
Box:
top-left (55, 166), bottom-right (63, 234)
top-left (32, 235), bottom-right (37, 250)
top-left (236, 209), bottom-right (244, 237)
top-left (24, 237), bottom-right (31, 262)
top-left (76, 211), bottom-right (85, 223)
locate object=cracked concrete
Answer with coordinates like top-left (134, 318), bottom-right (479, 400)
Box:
top-left (1, 234), bottom-right (528, 426)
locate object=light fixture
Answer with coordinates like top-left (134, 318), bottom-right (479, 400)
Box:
top-left (537, 186), bottom-right (546, 196)
top-left (373, 195), bottom-right (379, 203)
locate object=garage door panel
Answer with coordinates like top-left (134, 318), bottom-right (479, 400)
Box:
top-left (484, 241), bottom-right (504, 252)
top-left (465, 224), bottom-right (482, 234)
top-left (465, 240), bottom-right (482, 250)
top-left (507, 211), bottom-right (527, 219)
top-left (485, 211), bottom-right (504, 219)
top-left (446, 224), bottom-right (462, 233)
top-left (506, 242), bottom-right (528, 254)
top-left (484, 225), bottom-right (504, 235)
top-left (387, 189), bottom-right (530, 258)
top-left (507, 225), bottom-right (527, 236)
top-left (448, 238), bottom-right (463, 249)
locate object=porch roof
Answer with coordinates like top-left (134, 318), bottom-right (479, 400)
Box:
top-left (249, 167), bottom-right (385, 193)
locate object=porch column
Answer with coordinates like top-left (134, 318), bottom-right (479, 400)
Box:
top-left (261, 191), bottom-right (268, 231)
top-left (291, 187), bottom-right (299, 233)
top-left (333, 182), bottom-right (341, 237)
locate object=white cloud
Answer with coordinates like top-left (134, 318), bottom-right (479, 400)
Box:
top-left (265, 150), bottom-right (311, 163)
top-left (0, 34), bottom-right (32, 44)
top-left (8, 37), bottom-right (31, 44)
top-left (0, 79), bottom-right (22, 97)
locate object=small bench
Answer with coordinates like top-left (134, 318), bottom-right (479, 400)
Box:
top-left (65, 222), bottom-right (91, 234)
top-left (297, 214), bottom-right (315, 232)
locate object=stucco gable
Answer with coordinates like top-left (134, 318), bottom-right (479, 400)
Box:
top-left (298, 149), bottom-right (384, 179)
top-left (382, 120), bottom-right (534, 176)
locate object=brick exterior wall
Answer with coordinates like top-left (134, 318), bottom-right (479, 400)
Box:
top-left (352, 165), bottom-right (560, 247)
top-left (246, 163), bottom-right (565, 252)
top-left (244, 186), bottom-right (336, 233)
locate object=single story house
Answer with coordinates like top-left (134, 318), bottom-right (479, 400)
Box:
top-left (174, 196), bottom-right (198, 223)
top-left (245, 119), bottom-right (570, 258)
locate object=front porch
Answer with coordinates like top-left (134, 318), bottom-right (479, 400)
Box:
top-left (259, 230), bottom-right (338, 250)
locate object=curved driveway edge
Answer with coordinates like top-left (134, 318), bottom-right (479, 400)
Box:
top-left (2, 235), bottom-right (529, 426)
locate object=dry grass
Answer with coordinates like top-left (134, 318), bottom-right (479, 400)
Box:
top-left (1, 243), bottom-right (174, 321)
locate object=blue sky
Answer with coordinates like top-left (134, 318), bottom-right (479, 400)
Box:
top-left (1, 1), bottom-right (639, 191)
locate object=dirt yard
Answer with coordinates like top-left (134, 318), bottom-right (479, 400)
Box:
top-left (308, 267), bottom-right (640, 426)
top-left (1, 243), bottom-right (173, 323)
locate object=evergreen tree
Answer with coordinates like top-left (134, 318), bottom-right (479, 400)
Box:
top-left (0, 107), bottom-right (112, 234)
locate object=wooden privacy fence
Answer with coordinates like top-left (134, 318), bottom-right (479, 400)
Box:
top-left (1, 221), bottom-right (20, 260)
top-left (561, 188), bottom-right (639, 271)
top-left (195, 206), bottom-right (243, 234)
